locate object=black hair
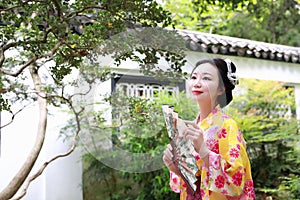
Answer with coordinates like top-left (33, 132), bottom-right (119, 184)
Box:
top-left (191, 58), bottom-right (238, 108)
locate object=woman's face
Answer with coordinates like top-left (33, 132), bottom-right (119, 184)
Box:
top-left (189, 63), bottom-right (224, 107)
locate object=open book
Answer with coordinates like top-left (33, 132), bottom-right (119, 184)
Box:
top-left (162, 105), bottom-right (199, 195)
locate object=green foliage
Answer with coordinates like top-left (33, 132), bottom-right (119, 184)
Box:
top-left (162, 0), bottom-right (244, 32)
top-left (82, 91), bottom-right (197, 199)
top-left (220, 0), bottom-right (300, 46)
top-left (227, 79), bottom-right (300, 199)
top-left (82, 153), bottom-right (140, 200)
top-left (162, 0), bottom-right (300, 46)
top-left (0, 0), bottom-right (181, 111)
top-left (161, 0), bottom-right (200, 30)
top-left (277, 174), bottom-right (300, 199)
top-left (0, 75), bottom-right (10, 111)
top-left (0, 94), bottom-right (11, 111)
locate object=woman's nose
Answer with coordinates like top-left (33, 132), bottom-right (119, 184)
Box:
top-left (194, 79), bottom-right (202, 87)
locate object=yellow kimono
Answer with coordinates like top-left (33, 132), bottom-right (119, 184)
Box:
top-left (169, 106), bottom-right (256, 200)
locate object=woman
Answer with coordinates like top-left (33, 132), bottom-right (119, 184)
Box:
top-left (163, 58), bottom-right (256, 200)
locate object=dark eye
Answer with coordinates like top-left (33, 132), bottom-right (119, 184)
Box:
top-left (203, 77), bottom-right (211, 81)
top-left (190, 75), bottom-right (197, 79)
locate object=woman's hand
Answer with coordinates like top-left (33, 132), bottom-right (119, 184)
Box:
top-left (183, 121), bottom-right (204, 153)
top-left (163, 144), bottom-right (179, 175)
top-left (183, 121), bottom-right (210, 161)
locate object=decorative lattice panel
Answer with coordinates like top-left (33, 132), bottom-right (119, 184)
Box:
top-left (116, 83), bottom-right (179, 99)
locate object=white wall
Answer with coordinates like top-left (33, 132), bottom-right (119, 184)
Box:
top-left (0, 104), bottom-right (83, 200)
top-left (0, 104), bottom-right (45, 200)
top-left (43, 106), bottom-right (83, 200)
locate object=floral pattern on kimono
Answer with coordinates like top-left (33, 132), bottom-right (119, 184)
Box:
top-left (169, 106), bottom-right (256, 200)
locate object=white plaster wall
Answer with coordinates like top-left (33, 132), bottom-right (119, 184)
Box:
top-left (0, 104), bottom-right (83, 200)
top-left (0, 104), bottom-right (45, 200)
top-left (43, 106), bottom-right (83, 200)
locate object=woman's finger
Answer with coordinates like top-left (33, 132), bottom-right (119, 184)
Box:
top-left (182, 130), bottom-right (199, 141)
top-left (164, 144), bottom-right (174, 159)
top-left (183, 127), bottom-right (203, 136)
top-left (183, 128), bottom-right (204, 142)
top-left (163, 145), bottom-right (177, 168)
top-left (184, 120), bottom-right (199, 129)
top-left (184, 134), bottom-right (198, 141)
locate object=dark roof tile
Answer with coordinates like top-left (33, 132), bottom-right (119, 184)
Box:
top-left (178, 30), bottom-right (300, 64)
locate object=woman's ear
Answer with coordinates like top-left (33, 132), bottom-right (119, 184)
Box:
top-left (218, 86), bottom-right (225, 96)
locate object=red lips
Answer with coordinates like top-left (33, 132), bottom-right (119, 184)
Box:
top-left (192, 91), bottom-right (203, 95)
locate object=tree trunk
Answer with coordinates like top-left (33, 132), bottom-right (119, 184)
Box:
top-left (0, 65), bottom-right (48, 200)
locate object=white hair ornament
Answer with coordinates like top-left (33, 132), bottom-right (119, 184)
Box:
top-left (224, 58), bottom-right (238, 85)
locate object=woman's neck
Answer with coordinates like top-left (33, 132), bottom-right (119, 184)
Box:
top-left (197, 101), bottom-right (217, 122)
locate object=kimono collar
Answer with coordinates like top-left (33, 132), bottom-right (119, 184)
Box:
top-left (199, 105), bottom-right (224, 131)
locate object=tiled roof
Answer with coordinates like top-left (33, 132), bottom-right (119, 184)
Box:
top-left (178, 29), bottom-right (300, 64)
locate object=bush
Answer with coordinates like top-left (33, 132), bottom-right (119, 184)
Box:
top-left (227, 79), bottom-right (300, 199)
top-left (82, 91), bottom-right (197, 199)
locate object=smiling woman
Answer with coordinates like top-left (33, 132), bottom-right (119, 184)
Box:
top-left (189, 62), bottom-right (224, 115)
top-left (163, 58), bottom-right (256, 200)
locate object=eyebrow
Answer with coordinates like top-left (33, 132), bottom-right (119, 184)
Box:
top-left (202, 72), bottom-right (212, 76)
top-left (192, 72), bottom-right (213, 76)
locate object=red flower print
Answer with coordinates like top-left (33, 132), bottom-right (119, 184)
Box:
top-left (232, 171), bottom-right (243, 186)
top-left (229, 148), bottom-right (240, 158)
top-left (194, 153), bottom-right (200, 161)
top-left (204, 176), bottom-right (209, 185)
top-left (202, 170), bottom-right (210, 186)
top-left (243, 180), bottom-right (256, 198)
top-left (172, 176), bottom-right (179, 184)
top-left (206, 138), bottom-right (219, 154)
top-left (218, 128), bottom-right (228, 139)
top-left (206, 170), bottom-right (210, 178)
top-left (215, 175), bottom-right (225, 189)
top-left (221, 189), bottom-right (228, 195)
top-left (211, 156), bottom-right (221, 170)
top-left (212, 142), bottom-right (219, 154)
top-left (212, 107), bottom-right (218, 114)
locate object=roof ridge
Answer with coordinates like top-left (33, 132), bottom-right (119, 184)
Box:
top-left (178, 29), bottom-right (300, 50)
top-left (177, 29), bottom-right (300, 63)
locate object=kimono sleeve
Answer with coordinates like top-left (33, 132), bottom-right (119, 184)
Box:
top-left (206, 119), bottom-right (250, 196)
top-left (169, 171), bottom-right (181, 193)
